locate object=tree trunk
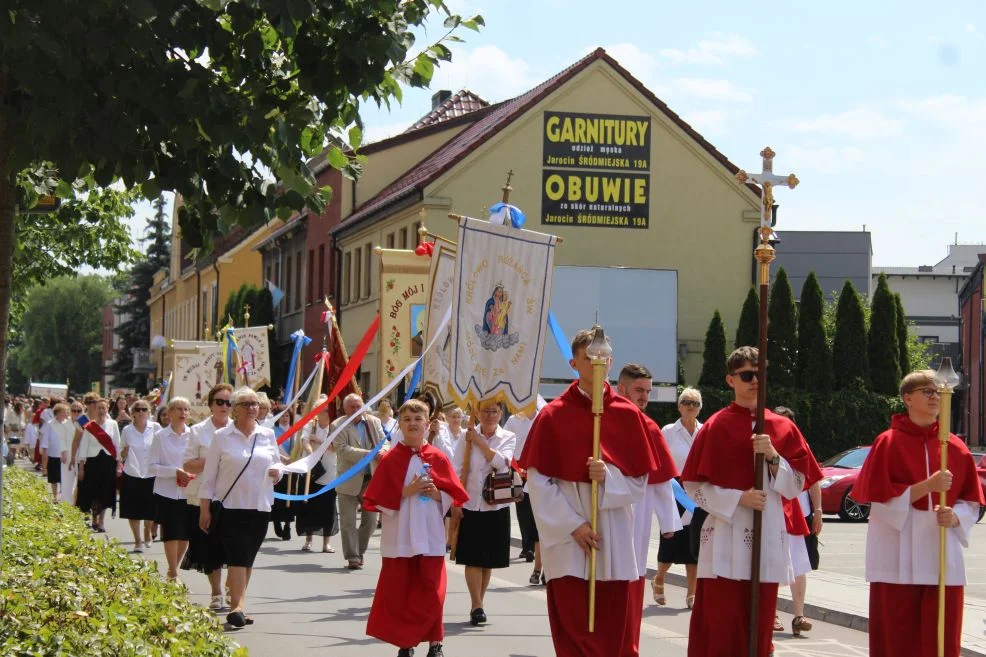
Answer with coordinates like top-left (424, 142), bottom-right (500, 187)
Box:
top-left (0, 83), bottom-right (18, 549)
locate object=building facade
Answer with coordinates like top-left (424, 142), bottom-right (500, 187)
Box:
top-left (772, 230), bottom-right (872, 301)
top-left (959, 254), bottom-right (986, 446)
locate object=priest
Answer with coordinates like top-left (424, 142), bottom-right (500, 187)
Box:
top-left (520, 329), bottom-right (659, 657)
top-left (851, 369), bottom-right (984, 657)
top-left (680, 346), bottom-right (820, 657)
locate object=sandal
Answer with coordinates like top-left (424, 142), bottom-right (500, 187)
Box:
top-left (773, 615), bottom-right (784, 632)
top-left (792, 615), bottom-right (812, 636)
top-left (322, 545), bottom-right (335, 553)
top-left (301, 542), bottom-right (312, 552)
top-left (652, 577), bottom-right (666, 605)
top-left (685, 595), bottom-right (695, 609)
top-left (529, 569), bottom-right (541, 585)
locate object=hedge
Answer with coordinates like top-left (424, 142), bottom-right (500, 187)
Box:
top-left (0, 467), bottom-right (245, 657)
top-left (646, 384), bottom-right (906, 461)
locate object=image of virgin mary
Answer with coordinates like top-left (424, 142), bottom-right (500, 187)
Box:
top-left (482, 286), bottom-right (509, 336)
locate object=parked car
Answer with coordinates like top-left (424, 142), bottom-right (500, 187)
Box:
top-left (820, 447), bottom-right (871, 521)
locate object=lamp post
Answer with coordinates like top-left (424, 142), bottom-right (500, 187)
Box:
top-left (934, 357), bottom-right (960, 657)
top-left (585, 324), bottom-right (612, 632)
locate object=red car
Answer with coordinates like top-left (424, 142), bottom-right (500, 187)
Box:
top-left (821, 446), bottom-right (986, 522)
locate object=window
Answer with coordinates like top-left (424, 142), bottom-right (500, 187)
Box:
top-left (412, 221), bottom-right (421, 246)
top-left (211, 282), bottom-right (218, 329)
top-left (342, 252), bottom-right (351, 304)
top-left (354, 247), bottom-right (362, 302)
top-left (317, 245), bottom-right (325, 301)
top-left (295, 250), bottom-right (302, 311)
top-left (399, 228), bottom-right (408, 249)
top-left (285, 254), bottom-right (293, 309)
top-left (386, 232), bottom-right (395, 248)
top-left (307, 249), bottom-right (314, 304)
top-left (918, 336), bottom-right (940, 344)
top-left (364, 242), bottom-right (372, 297)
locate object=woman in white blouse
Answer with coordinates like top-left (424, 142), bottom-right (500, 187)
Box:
top-left (450, 401), bottom-right (516, 626)
top-left (77, 397), bottom-right (122, 531)
top-left (149, 397), bottom-right (194, 581)
top-left (119, 400), bottom-right (160, 552)
top-left (198, 387), bottom-right (283, 628)
top-left (655, 387), bottom-right (703, 608)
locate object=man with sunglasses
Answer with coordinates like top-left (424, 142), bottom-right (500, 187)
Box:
top-left (851, 369), bottom-right (984, 657)
top-left (680, 346), bottom-right (820, 657)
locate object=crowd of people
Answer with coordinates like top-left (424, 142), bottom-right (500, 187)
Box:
top-left (3, 333), bottom-right (981, 657)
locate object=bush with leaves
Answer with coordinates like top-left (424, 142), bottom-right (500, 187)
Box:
top-left (832, 281), bottom-right (869, 389)
top-left (869, 273), bottom-right (901, 394)
top-left (735, 286), bottom-right (759, 349)
top-left (0, 467), bottom-right (245, 656)
top-left (796, 272), bottom-right (833, 391)
top-left (767, 267), bottom-right (798, 387)
top-left (698, 310), bottom-right (728, 389)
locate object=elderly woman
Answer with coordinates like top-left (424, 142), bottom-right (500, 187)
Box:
top-left (120, 400), bottom-right (160, 552)
top-left (654, 387), bottom-right (703, 608)
top-left (256, 392), bottom-right (275, 430)
top-left (150, 397), bottom-right (194, 580)
top-left (199, 387), bottom-right (283, 628)
top-left (297, 398), bottom-right (338, 553)
top-left (451, 401), bottom-right (516, 626)
top-left (77, 397), bottom-right (122, 531)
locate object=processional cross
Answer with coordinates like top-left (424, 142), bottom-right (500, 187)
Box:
top-left (736, 147), bottom-right (799, 244)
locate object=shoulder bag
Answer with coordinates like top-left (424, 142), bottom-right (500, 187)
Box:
top-left (482, 467), bottom-right (525, 505)
top-left (208, 432), bottom-right (259, 534)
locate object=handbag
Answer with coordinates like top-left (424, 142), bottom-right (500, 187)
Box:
top-left (482, 467), bottom-right (525, 505)
top-left (208, 433), bottom-right (259, 534)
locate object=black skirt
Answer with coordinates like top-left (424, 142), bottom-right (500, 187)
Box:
top-left (295, 488), bottom-right (337, 536)
top-left (455, 507), bottom-right (510, 569)
top-left (181, 503), bottom-right (225, 574)
top-left (218, 507), bottom-right (269, 568)
top-left (46, 456), bottom-right (62, 484)
top-left (154, 494), bottom-right (190, 542)
top-left (658, 501), bottom-right (698, 565)
top-left (119, 474), bottom-right (156, 520)
top-left (85, 451), bottom-right (118, 514)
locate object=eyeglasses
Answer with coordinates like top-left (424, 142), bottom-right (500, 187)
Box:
top-left (680, 400), bottom-right (701, 408)
top-left (913, 387), bottom-right (941, 399)
top-left (71, 409), bottom-right (83, 413)
top-left (733, 370), bottom-right (759, 383)
top-left (237, 401), bottom-right (260, 408)
top-left (212, 399), bottom-right (232, 407)
top-left (133, 408), bottom-right (149, 413)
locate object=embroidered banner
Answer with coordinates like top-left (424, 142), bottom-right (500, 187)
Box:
top-left (171, 342), bottom-right (222, 406)
top-left (421, 241), bottom-right (456, 406)
top-left (232, 326), bottom-right (271, 389)
top-left (450, 217), bottom-right (558, 414)
top-left (377, 248), bottom-right (431, 389)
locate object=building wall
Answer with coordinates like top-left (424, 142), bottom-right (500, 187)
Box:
top-left (880, 273), bottom-right (965, 344)
top-left (303, 167), bottom-right (344, 366)
top-left (959, 265), bottom-right (984, 445)
top-left (773, 231), bottom-right (872, 301)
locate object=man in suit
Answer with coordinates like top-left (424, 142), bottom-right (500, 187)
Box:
top-left (333, 393), bottom-right (388, 569)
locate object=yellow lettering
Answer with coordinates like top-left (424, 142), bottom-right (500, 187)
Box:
top-left (602, 177), bottom-right (621, 203)
top-left (634, 178), bottom-right (647, 204)
top-left (545, 174), bottom-right (565, 201)
top-left (637, 121), bottom-right (649, 144)
top-left (574, 118), bottom-right (586, 144)
top-left (585, 118), bottom-right (599, 144)
top-left (614, 120), bottom-right (625, 145)
top-left (626, 122), bottom-right (637, 145)
top-left (560, 118), bottom-right (574, 143)
top-left (545, 116), bottom-right (560, 142)
top-left (584, 177), bottom-right (598, 202)
top-left (567, 175), bottom-right (582, 201)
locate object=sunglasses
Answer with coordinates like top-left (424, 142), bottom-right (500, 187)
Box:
top-left (133, 408), bottom-right (149, 413)
top-left (237, 401), bottom-right (260, 408)
top-left (732, 370), bottom-right (759, 383)
top-left (212, 398), bottom-right (232, 407)
top-left (679, 400), bottom-right (701, 408)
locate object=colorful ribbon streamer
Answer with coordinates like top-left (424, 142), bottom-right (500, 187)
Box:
top-left (671, 478), bottom-right (697, 514)
top-left (271, 359), bottom-right (320, 425)
top-left (547, 309), bottom-right (577, 375)
top-left (282, 330), bottom-right (313, 403)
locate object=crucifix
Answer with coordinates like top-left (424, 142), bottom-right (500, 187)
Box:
top-left (735, 146), bottom-right (799, 657)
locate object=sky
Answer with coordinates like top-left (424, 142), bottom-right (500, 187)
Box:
top-left (126, 0), bottom-right (986, 268)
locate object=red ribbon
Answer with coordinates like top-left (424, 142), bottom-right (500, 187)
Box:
top-left (84, 420), bottom-right (118, 458)
top-left (277, 314), bottom-right (380, 445)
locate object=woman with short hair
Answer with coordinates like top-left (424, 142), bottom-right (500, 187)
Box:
top-left (77, 398), bottom-right (122, 531)
top-left (150, 397), bottom-right (193, 580)
top-left (199, 387), bottom-right (284, 628)
top-left (120, 400), bottom-right (160, 552)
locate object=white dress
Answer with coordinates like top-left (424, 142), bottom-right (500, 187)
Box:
top-left (377, 452), bottom-right (454, 558)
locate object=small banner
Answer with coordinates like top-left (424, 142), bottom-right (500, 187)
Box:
top-left (172, 342), bottom-right (222, 406)
top-left (421, 241), bottom-right (456, 407)
top-left (377, 248), bottom-right (431, 389)
top-left (450, 217), bottom-right (558, 414)
top-left (232, 326), bottom-right (272, 389)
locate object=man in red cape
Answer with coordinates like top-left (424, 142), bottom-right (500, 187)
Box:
top-left (363, 398), bottom-right (468, 657)
top-left (519, 329), bottom-right (660, 657)
top-left (851, 369), bottom-right (984, 657)
top-left (680, 346), bottom-right (820, 657)
top-left (616, 363), bottom-right (680, 656)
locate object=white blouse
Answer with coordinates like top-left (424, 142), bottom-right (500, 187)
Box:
top-left (183, 416), bottom-right (231, 507)
top-left (378, 451), bottom-right (454, 558)
top-left (301, 421), bottom-right (337, 486)
top-left (122, 422), bottom-right (160, 478)
top-left (150, 424), bottom-right (192, 500)
top-left (451, 424), bottom-right (515, 512)
top-left (78, 418), bottom-right (122, 461)
top-left (662, 418), bottom-right (701, 472)
top-left (199, 424), bottom-right (283, 511)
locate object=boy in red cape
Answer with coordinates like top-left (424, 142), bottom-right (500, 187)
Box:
top-left (680, 346), bottom-right (820, 657)
top-left (519, 329), bottom-right (660, 657)
top-left (364, 399), bottom-right (469, 657)
top-left (851, 369), bottom-right (984, 657)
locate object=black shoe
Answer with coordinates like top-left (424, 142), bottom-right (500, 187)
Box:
top-left (397, 649), bottom-right (414, 657)
top-left (227, 611), bottom-right (247, 628)
top-left (426, 644), bottom-right (444, 657)
top-left (283, 527), bottom-right (291, 541)
top-left (518, 549), bottom-right (534, 562)
top-left (469, 607), bottom-right (487, 626)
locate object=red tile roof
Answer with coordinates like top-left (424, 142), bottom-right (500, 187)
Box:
top-left (407, 90), bottom-right (490, 131)
top-left (333, 48), bottom-right (759, 236)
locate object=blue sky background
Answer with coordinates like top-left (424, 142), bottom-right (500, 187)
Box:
top-left (129, 1), bottom-right (986, 268)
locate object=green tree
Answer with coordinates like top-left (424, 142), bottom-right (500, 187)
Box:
top-left (895, 293), bottom-right (911, 375)
top-left (735, 286), bottom-right (759, 349)
top-left (698, 310), bottom-right (728, 389)
top-left (796, 272), bottom-right (833, 391)
top-left (832, 281), bottom-right (869, 388)
top-left (15, 276), bottom-right (113, 389)
top-left (767, 267), bottom-right (798, 387)
top-left (868, 273), bottom-right (901, 394)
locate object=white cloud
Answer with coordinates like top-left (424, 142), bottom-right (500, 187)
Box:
top-left (786, 108), bottom-right (903, 138)
top-left (427, 45), bottom-right (535, 101)
top-left (783, 144), bottom-right (866, 175)
top-left (659, 33), bottom-right (758, 66)
top-left (897, 95), bottom-right (986, 134)
top-left (670, 77), bottom-right (753, 102)
top-left (680, 110), bottom-right (729, 137)
top-left (604, 43), bottom-right (661, 84)
top-left (363, 120), bottom-right (415, 144)
top-left (966, 23), bottom-right (977, 33)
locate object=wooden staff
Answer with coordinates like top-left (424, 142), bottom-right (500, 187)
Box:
top-left (284, 343), bottom-right (304, 508)
top-left (587, 329), bottom-right (609, 633)
top-left (935, 357), bottom-right (959, 657)
top-left (302, 351), bottom-right (327, 497)
top-left (449, 405), bottom-right (477, 560)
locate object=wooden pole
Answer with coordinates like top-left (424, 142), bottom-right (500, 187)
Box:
top-left (449, 406), bottom-right (476, 560)
top-left (588, 350), bottom-right (606, 632)
top-left (937, 383), bottom-right (954, 657)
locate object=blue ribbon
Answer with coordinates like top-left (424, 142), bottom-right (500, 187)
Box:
top-left (547, 309), bottom-right (577, 375)
top-left (671, 479), bottom-right (697, 514)
top-left (282, 331), bottom-right (313, 402)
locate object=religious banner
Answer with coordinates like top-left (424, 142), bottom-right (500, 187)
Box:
top-left (450, 217), bottom-right (558, 413)
top-left (172, 342), bottom-right (222, 406)
top-left (232, 326), bottom-right (272, 389)
top-left (421, 241), bottom-right (456, 406)
top-left (377, 248), bottom-right (430, 388)
top-left (541, 110), bottom-right (651, 230)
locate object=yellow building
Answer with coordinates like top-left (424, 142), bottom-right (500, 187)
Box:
top-left (332, 49), bottom-right (763, 394)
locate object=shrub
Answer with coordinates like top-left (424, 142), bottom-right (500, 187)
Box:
top-left (0, 467), bottom-right (245, 657)
top-left (869, 273), bottom-right (901, 394)
top-left (832, 281), bottom-right (869, 389)
top-left (735, 286), bottom-right (759, 349)
top-left (796, 272), bottom-right (833, 391)
top-left (698, 310), bottom-right (728, 389)
top-left (767, 268), bottom-right (798, 387)
top-left (895, 293), bottom-right (911, 374)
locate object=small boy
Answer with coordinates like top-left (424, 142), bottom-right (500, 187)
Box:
top-left (364, 399), bottom-right (469, 657)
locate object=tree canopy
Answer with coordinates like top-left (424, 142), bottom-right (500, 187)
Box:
top-left (796, 272), bottom-right (833, 391)
top-left (767, 267), bottom-right (798, 387)
top-left (832, 281), bottom-right (869, 389)
top-left (698, 310), bottom-right (728, 389)
top-left (735, 286), bottom-right (759, 350)
top-left (869, 273), bottom-right (901, 394)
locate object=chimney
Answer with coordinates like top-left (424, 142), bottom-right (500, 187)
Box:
top-left (431, 90), bottom-right (452, 110)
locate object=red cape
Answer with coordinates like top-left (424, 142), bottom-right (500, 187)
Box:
top-left (680, 403), bottom-right (821, 492)
top-left (784, 498), bottom-right (811, 536)
top-left (362, 441), bottom-right (469, 512)
top-left (519, 381), bottom-right (658, 482)
top-left (851, 413), bottom-right (984, 510)
top-left (643, 415), bottom-right (678, 484)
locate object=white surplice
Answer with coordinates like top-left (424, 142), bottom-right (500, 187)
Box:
top-left (376, 453), bottom-right (454, 559)
top-left (631, 480), bottom-right (682, 574)
top-left (527, 465), bottom-right (646, 583)
top-left (684, 456), bottom-right (804, 584)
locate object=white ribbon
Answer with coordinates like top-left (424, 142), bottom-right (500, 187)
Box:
top-left (271, 362), bottom-right (321, 424)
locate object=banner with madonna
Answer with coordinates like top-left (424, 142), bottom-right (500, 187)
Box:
top-left (449, 216), bottom-right (558, 414)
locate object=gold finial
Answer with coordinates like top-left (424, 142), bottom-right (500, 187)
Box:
top-left (417, 224), bottom-right (428, 241)
top-left (501, 170), bottom-right (514, 204)
top-left (244, 304), bottom-right (251, 326)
